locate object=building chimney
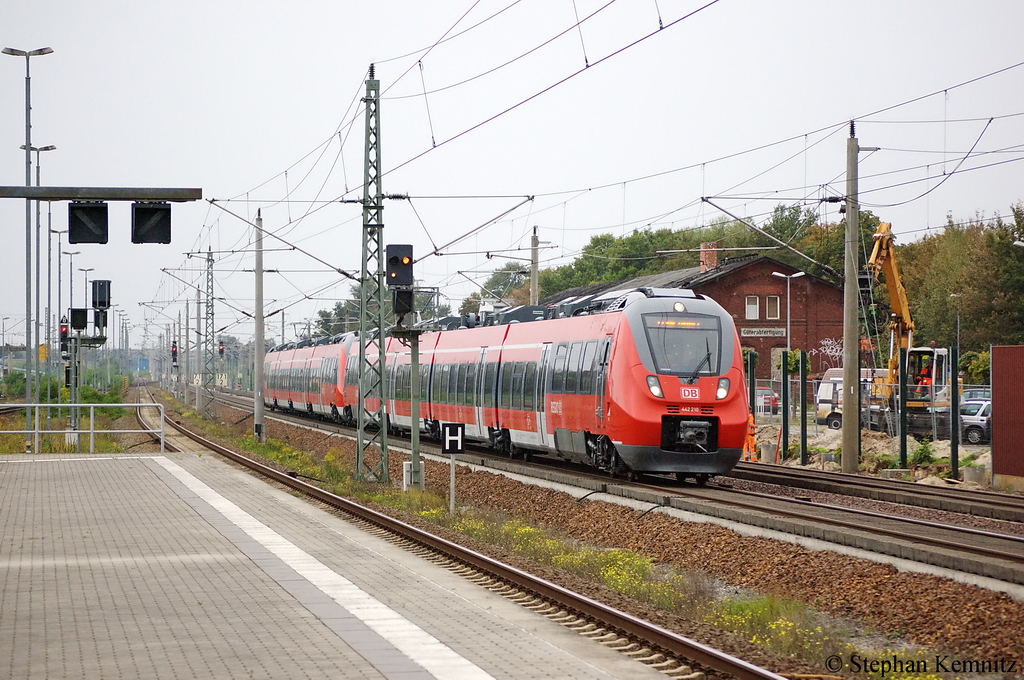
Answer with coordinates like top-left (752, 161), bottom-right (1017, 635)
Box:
top-left (699, 243), bottom-right (718, 272)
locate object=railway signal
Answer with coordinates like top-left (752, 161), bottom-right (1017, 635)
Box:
top-left (218, 342), bottom-right (225, 358)
top-left (385, 244), bottom-right (413, 287)
top-left (59, 320), bottom-right (69, 357)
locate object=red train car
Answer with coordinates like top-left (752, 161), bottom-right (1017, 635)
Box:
top-left (265, 287), bottom-right (748, 482)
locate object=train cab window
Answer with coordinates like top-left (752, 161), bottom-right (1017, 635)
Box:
top-left (551, 344), bottom-right (568, 393)
top-left (579, 341), bottom-right (598, 394)
top-left (642, 313), bottom-right (722, 378)
top-left (523, 362), bottom-right (537, 411)
top-left (564, 342), bottom-right (583, 393)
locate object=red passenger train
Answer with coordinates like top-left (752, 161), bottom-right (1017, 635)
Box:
top-left (264, 287), bottom-right (749, 482)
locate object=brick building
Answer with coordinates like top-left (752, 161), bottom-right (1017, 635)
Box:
top-left (541, 253), bottom-right (843, 380)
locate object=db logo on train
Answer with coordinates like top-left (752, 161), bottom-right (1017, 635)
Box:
top-left (680, 387), bottom-right (700, 400)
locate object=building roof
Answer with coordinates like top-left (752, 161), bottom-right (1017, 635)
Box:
top-left (539, 254), bottom-right (836, 306)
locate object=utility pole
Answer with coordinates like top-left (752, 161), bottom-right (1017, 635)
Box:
top-left (841, 122), bottom-right (879, 473)
top-left (356, 64), bottom-right (389, 482)
top-left (254, 210), bottom-right (266, 443)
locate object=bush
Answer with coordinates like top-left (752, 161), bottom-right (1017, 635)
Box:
top-left (911, 438), bottom-right (935, 467)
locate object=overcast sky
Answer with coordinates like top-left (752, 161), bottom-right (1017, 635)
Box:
top-left (2, 1), bottom-right (1022, 352)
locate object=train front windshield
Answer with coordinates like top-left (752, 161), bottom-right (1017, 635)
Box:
top-left (642, 313), bottom-right (721, 378)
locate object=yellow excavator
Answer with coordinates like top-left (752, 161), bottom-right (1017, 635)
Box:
top-left (866, 222), bottom-right (952, 436)
top-left (816, 223), bottom-right (952, 437)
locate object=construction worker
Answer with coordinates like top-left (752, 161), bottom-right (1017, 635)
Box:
top-left (742, 413), bottom-right (757, 461)
top-left (915, 358), bottom-right (932, 398)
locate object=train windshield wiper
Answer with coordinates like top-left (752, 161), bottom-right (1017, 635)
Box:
top-left (686, 338), bottom-right (712, 384)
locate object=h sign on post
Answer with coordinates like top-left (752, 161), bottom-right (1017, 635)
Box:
top-left (442, 422), bottom-right (465, 515)
top-left (441, 423), bottom-right (465, 454)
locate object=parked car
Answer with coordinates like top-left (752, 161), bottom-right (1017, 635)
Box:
top-left (755, 387), bottom-right (779, 415)
top-left (961, 387), bottom-right (991, 401)
top-left (960, 399), bottom-right (991, 445)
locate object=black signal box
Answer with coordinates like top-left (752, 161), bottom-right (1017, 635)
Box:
top-left (92, 279), bottom-right (111, 309)
top-left (68, 202), bottom-right (109, 244)
top-left (132, 202), bottom-right (171, 244)
top-left (70, 308), bottom-right (88, 331)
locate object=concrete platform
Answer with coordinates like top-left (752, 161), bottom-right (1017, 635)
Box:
top-left (0, 452), bottom-right (663, 680)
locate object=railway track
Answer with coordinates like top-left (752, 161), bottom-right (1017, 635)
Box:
top-left (207, 389), bottom-right (1024, 584)
top-left (135, 385), bottom-right (787, 680)
top-left (728, 461), bottom-right (1024, 523)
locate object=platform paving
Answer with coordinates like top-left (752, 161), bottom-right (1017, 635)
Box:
top-left (0, 452), bottom-right (663, 679)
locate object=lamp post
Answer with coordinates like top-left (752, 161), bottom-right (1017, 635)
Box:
top-left (50, 229), bottom-right (67, 365)
top-left (771, 271), bottom-right (806, 351)
top-left (22, 144), bottom-right (56, 401)
top-left (949, 293), bottom-right (961, 350)
top-left (4, 45), bottom-right (54, 452)
top-left (64, 251), bottom-right (80, 310)
top-left (1, 316), bottom-right (8, 397)
top-left (79, 268), bottom-right (95, 309)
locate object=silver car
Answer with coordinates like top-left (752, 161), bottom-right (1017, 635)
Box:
top-left (960, 399), bottom-right (991, 445)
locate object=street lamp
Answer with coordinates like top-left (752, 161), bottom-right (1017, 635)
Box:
top-left (4, 45), bottom-right (54, 451)
top-left (771, 271), bottom-right (806, 351)
top-left (949, 293), bottom-right (961, 349)
top-left (50, 229), bottom-right (67, 361)
top-left (22, 144), bottom-right (56, 398)
top-left (79, 268), bottom-right (95, 308)
top-left (63, 251), bottom-right (80, 309)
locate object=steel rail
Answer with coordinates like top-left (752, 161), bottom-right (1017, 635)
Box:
top-left (138, 387), bottom-right (786, 680)
top-left (731, 462), bottom-right (1024, 516)
top-left (214, 390), bottom-right (1024, 563)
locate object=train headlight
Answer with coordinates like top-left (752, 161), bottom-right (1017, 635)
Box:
top-left (646, 375), bottom-right (664, 398)
top-left (716, 377), bottom-right (730, 400)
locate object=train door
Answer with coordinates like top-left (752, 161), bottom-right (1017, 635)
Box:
top-left (537, 343), bottom-right (554, 451)
top-left (594, 337), bottom-right (612, 431)
top-left (467, 347), bottom-right (488, 441)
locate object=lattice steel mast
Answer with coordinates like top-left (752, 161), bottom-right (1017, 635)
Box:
top-left (202, 247), bottom-right (216, 420)
top-left (355, 64), bottom-right (388, 481)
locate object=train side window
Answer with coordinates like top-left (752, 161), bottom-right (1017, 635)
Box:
top-left (499, 363), bottom-right (512, 410)
top-left (483, 362), bottom-right (497, 408)
top-left (565, 342), bottom-right (583, 394)
top-left (431, 362), bottom-right (442, 403)
top-left (579, 341), bottom-right (598, 394)
top-left (458, 363), bottom-right (469, 405)
top-left (466, 363), bottom-right (477, 407)
top-left (511, 362), bottom-right (525, 410)
top-left (523, 362), bottom-right (537, 411)
top-left (551, 344), bottom-right (568, 393)
top-left (442, 363), bottom-right (453, 404)
top-left (420, 364), bottom-right (430, 402)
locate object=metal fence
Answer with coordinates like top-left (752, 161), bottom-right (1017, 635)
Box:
top-left (0, 402), bottom-right (165, 453)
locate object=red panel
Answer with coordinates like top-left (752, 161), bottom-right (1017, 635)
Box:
top-left (991, 346), bottom-right (1024, 477)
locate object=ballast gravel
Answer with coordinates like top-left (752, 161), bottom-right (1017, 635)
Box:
top-left (151, 398), bottom-right (1024, 676)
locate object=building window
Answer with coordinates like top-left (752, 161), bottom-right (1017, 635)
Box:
top-left (745, 296), bottom-right (759, 320)
top-left (766, 295), bottom-right (780, 320)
